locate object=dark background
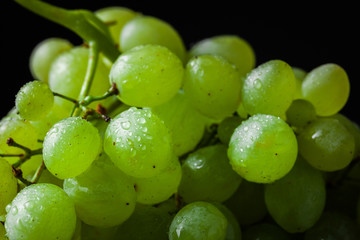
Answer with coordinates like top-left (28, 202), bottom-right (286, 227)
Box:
top-left (2, 1), bottom-right (359, 123)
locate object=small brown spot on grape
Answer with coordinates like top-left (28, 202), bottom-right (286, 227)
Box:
top-left (113, 142), bottom-right (116, 146)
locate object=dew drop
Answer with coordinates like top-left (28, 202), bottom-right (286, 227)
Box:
top-left (11, 206), bottom-right (18, 215)
top-left (121, 121), bottom-right (131, 130)
top-left (5, 204), bottom-right (11, 213)
top-left (254, 78), bottom-right (262, 89)
top-left (138, 117), bottom-right (146, 124)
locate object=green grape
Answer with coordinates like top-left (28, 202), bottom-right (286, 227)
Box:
top-left (168, 201), bottom-right (228, 240)
top-left (115, 203), bottom-right (174, 240)
top-left (236, 102), bottom-right (249, 119)
top-left (81, 223), bottom-right (118, 240)
top-left (264, 157), bottom-right (326, 233)
top-left (212, 202), bottom-right (242, 240)
top-left (0, 117), bottom-right (39, 164)
top-left (302, 63), bottom-right (350, 116)
top-left (179, 144), bottom-right (242, 203)
top-left (43, 117), bottom-right (102, 179)
top-left (15, 80), bottom-right (54, 121)
top-left (48, 46), bottom-right (110, 115)
top-left (71, 218), bottom-right (81, 240)
top-left (150, 90), bottom-right (206, 156)
top-left (330, 113), bottom-right (360, 157)
top-left (228, 114), bottom-right (298, 183)
top-left (297, 117), bottom-right (355, 171)
top-left (5, 183), bottom-right (77, 240)
top-left (95, 6), bottom-right (138, 46)
top-left (224, 179), bottom-right (268, 226)
top-left (37, 169), bottom-right (64, 188)
top-left (183, 55), bottom-right (242, 120)
top-left (217, 116), bottom-right (244, 145)
top-left (285, 99), bottom-right (317, 128)
top-left (63, 155), bottom-right (136, 228)
top-left (29, 109), bottom-right (64, 140)
top-left (133, 154), bottom-right (182, 205)
top-left (0, 223), bottom-right (5, 240)
top-left (304, 211), bottom-right (360, 240)
top-left (104, 107), bottom-right (173, 178)
top-left (29, 37), bottom-right (73, 83)
top-left (20, 155), bottom-right (43, 181)
top-left (242, 223), bottom-right (291, 240)
top-left (120, 15), bottom-right (186, 62)
top-left (0, 158), bottom-right (18, 216)
top-left (188, 35), bottom-right (256, 77)
top-left (292, 66), bottom-right (307, 99)
top-left (109, 44), bottom-right (184, 107)
top-left (242, 59), bottom-right (296, 117)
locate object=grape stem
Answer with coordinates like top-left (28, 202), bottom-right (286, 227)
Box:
top-left (72, 41), bottom-right (100, 117)
top-left (6, 138), bottom-right (43, 169)
top-left (13, 0), bottom-right (120, 62)
top-left (31, 161), bottom-right (46, 184)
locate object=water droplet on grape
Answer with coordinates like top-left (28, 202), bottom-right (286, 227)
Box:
top-left (121, 121), bottom-right (131, 130)
top-left (254, 78), bottom-right (262, 89)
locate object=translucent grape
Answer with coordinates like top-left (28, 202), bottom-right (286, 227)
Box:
top-left (95, 6), bottom-right (138, 45)
top-left (150, 90), bottom-right (206, 156)
top-left (224, 179), bottom-right (267, 226)
top-left (29, 109), bottom-right (64, 140)
top-left (264, 157), bottom-right (326, 233)
top-left (70, 218), bottom-right (81, 240)
top-left (133, 155), bottom-right (182, 205)
top-left (115, 204), bottom-right (174, 240)
top-left (183, 55), bottom-right (242, 120)
top-left (292, 66), bottom-right (307, 99)
top-left (37, 169), bottom-right (64, 188)
top-left (80, 223), bottom-right (118, 240)
top-left (104, 107), bottom-right (173, 178)
top-left (63, 155), bottom-right (137, 227)
top-left (29, 37), bottom-right (73, 83)
top-left (188, 35), bottom-right (256, 77)
top-left (43, 117), bottom-right (102, 179)
top-left (0, 117), bottom-right (39, 164)
top-left (120, 15), bottom-right (186, 61)
top-left (304, 211), bottom-right (360, 240)
top-left (302, 63), bottom-right (350, 116)
top-left (212, 202), bottom-right (242, 240)
top-left (168, 201), bottom-right (228, 240)
top-left (297, 117), bottom-right (355, 171)
top-left (285, 99), bottom-right (317, 128)
top-left (15, 80), bottom-right (54, 121)
top-left (330, 113), bottom-right (360, 157)
top-left (0, 158), bottom-right (18, 216)
top-left (217, 116), bottom-right (244, 145)
top-left (242, 223), bottom-right (291, 240)
top-left (228, 114), bottom-right (298, 183)
top-left (179, 144), bottom-right (242, 203)
top-left (242, 59), bottom-right (296, 117)
top-left (48, 46), bottom-right (110, 115)
top-left (5, 183), bottom-right (77, 240)
top-left (109, 44), bottom-right (184, 107)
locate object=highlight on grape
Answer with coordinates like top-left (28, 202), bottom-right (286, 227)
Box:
top-left (1, 1), bottom-right (360, 239)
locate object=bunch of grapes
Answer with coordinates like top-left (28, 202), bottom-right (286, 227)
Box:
top-left (1, 1), bottom-right (360, 240)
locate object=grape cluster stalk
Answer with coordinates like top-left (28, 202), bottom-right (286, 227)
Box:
top-left (1, 0), bottom-right (360, 240)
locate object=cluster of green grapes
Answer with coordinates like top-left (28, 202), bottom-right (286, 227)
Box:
top-left (1, 1), bottom-right (360, 240)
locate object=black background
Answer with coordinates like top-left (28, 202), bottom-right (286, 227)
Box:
top-left (2, 1), bottom-right (359, 123)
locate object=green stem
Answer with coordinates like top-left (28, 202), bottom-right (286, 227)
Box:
top-left (79, 41), bottom-right (99, 102)
top-left (81, 83), bottom-right (119, 107)
top-left (14, 0), bottom-right (120, 62)
top-left (7, 138), bottom-right (43, 168)
top-left (31, 161), bottom-right (45, 183)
